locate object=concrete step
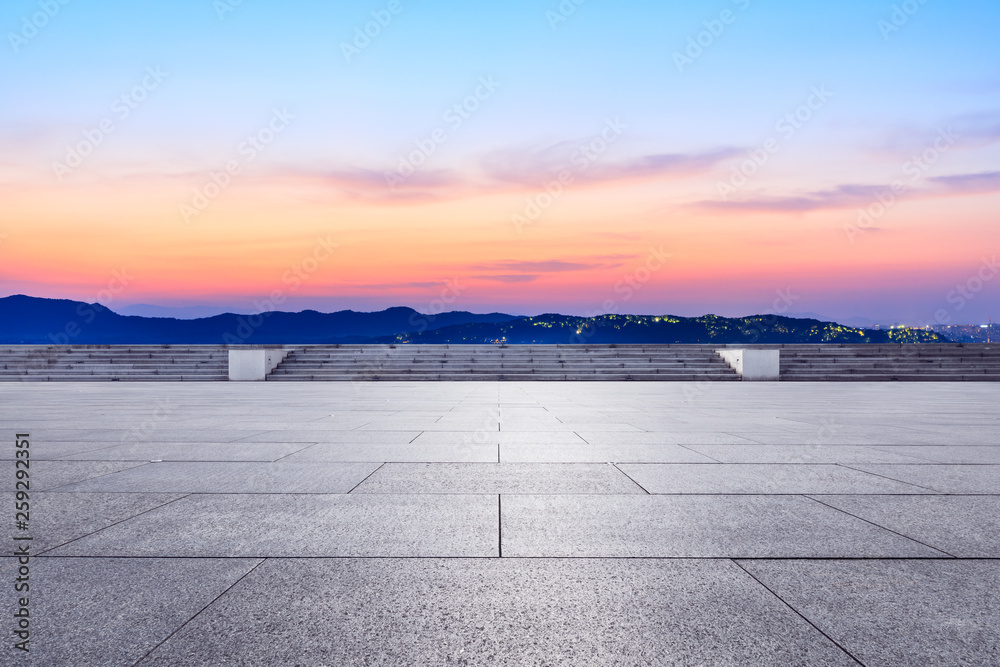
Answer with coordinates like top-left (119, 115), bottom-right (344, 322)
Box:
top-left (782, 363), bottom-right (1000, 370)
top-left (270, 370), bottom-right (732, 376)
top-left (268, 373), bottom-right (742, 382)
top-left (0, 344), bottom-right (228, 381)
top-left (774, 343), bottom-right (1000, 381)
top-left (270, 362), bottom-right (732, 372)
top-left (271, 345), bottom-right (741, 382)
top-left (0, 361), bottom-right (227, 368)
top-left (782, 374), bottom-right (1000, 382)
top-left (0, 375), bottom-right (226, 382)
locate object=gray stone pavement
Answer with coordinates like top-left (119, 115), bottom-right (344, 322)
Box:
top-left (1, 382), bottom-right (998, 665)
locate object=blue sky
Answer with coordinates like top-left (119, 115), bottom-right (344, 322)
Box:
top-left (1, 0), bottom-right (998, 323)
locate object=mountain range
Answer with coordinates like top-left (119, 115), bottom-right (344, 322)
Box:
top-left (0, 295), bottom-right (947, 345)
top-left (0, 295), bottom-right (517, 344)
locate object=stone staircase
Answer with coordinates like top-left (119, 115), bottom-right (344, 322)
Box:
top-left (0, 346), bottom-right (229, 381)
top-left (267, 344), bottom-right (741, 381)
top-left (2, 344), bottom-right (998, 382)
top-left (777, 343), bottom-right (1000, 381)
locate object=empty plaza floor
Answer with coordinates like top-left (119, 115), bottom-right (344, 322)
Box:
top-left (2, 381), bottom-right (999, 666)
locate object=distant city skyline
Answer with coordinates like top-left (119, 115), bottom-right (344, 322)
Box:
top-left (1, 1), bottom-right (998, 324)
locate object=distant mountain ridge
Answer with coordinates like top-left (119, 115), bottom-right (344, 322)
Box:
top-left (0, 295), bottom-right (519, 344)
top-left (114, 303), bottom-right (241, 319)
top-left (0, 295), bottom-right (947, 345)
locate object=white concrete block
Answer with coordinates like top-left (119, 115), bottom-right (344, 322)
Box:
top-left (229, 350), bottom-right (264, 381)
top-left (742, 350), bottom-right (780, 381)
top-left (716, 349), bottom-right (780, 381)
top-left (229, 349), bottom-right (291, 381)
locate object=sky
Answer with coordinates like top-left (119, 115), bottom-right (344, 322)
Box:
top-left (1, 0), bottom-right (998, 324)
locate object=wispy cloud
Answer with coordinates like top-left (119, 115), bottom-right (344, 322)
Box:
top-left (472, 274), bottom-right (539, 283)
top-left (471, 255), bottom-right (638, 276)
top-left (879, 113), bottom-right (1000, 156)
top-left (341, 280), bottom-right (456, 290)
top-left (285, 143), bottom-right (742, 205)
top-left (473, 260), bottom-right (600, 273)
top-left (693, 170), bottom-right (1000, 214)
top-left (588, 252), bottom-right (642, 260)
top-left (927, 170), bottom-right (1000, 194)
top-left (946, 112), bottom-right (1000, 150)
top-left (579, 149), bottom-right (742, 184)
top-left (294, 167), bottom-right (466, 203)
top-left (695, 184), bottom-right (889, 213)
top-left (481, 145), bottom-right (740, 187)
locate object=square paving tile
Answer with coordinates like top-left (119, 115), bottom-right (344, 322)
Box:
top-left (138, 558), bottom-right (856, 667)
top-left (576, 431), bottom-right (759, 445)
top-left (29, 460), bottom-right (149, 491)
top-left (49, 494), bottom-right (499, 557)
top-left (237, 430), bottom-right (422, 444)
top-left (2, 492), bottom-right (185, 552)
top-left (740, 560), bottom-right (1000, 667)
top-left (500, 495), bottom-right (944, 557)
top-left (356, 418), bottom-right (450, 431)
top-left (60, 441), bottom-right (313, 462)
top-left (30, 428), bottom-right (265, 443)
top-left (848, 464), bottom-right (1000, 493)
top-left (617, 464), bottom-right (934, 494)
top-left (281, 441), bottom-right (499, 462)
top-left (685, 444), bottom-right (928, 464)
top-left (352, 463), bottom-right (644, 494)
top-left (50, 461), bottom-right (380, 494)
top-left (501, 442), bottom-right (716, 463)
top-left (870, 446), bottom-right (1000, 464)
top-left (0, 557), bottom-right (259, 667)
top-left (810, 495), bottom-right (1000, 557)
top-left (499, 418), bottom-right (586, 432)
top-left (0, 440), bottom-right (126, 461)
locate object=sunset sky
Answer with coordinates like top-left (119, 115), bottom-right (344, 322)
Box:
top-left (1, 0), bottom-right (998, 324)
